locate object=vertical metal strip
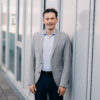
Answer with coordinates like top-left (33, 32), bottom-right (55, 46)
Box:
top-left (0, 0), bottom-right (2, 65)
top-left (71, 0), bottom-right (78, 99)
top-left (43, 0), bottom-right (46, 29)
top-left (90, 0), bottom-right (96, 100)
top-left (86, 0), bottom-right (92, 99)
top-left (6, 0), bottom-right (10, 70)
top-left (22, 0), bottom-right (26, 88)
top-left (59, 0), bottom-right (61, 30)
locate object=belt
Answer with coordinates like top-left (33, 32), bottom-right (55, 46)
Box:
top-left (41, 70), bottom-right (52, 75)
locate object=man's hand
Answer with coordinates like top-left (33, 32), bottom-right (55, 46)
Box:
top-left (58, 86), bottom-right (66, 96)
top-left (29, 84), bottom-right (37, 94)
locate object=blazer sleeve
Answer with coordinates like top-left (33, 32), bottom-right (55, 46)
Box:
top-left (60, 35), bottom-right (72, 88)
top-left (28, 35), bottom-right (35, 85)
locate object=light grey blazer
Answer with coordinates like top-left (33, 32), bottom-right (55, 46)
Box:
top-left (29, 29), bottom-right (71, 88)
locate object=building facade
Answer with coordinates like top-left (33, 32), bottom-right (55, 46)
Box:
top-left (0, 0), bottom-right (100, 100)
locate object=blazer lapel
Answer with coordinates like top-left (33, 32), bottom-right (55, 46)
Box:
top-left (39, 31), bottom-right (44, 60)
top-left (51, 29), bottom-right (59, 57)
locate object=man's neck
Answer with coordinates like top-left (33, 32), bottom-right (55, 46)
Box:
top-left (46, 28), bottom-right (55, 36)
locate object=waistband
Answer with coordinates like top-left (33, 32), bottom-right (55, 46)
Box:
top-left (41, 70), bottom-right (52, 75)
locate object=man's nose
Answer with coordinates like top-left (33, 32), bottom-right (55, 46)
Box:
top-left (48, 19), bottom-right (53, 23)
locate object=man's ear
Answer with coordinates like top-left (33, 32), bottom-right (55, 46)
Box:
top-left (43, 18), bottom-right (45, 24)
top-left (56, 18), bottom-right (58, 23)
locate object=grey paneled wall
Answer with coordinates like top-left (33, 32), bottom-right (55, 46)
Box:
top-left (91, 0), bottom-right (100, 99)
top-left (73, 0), bottom-right (90, 100)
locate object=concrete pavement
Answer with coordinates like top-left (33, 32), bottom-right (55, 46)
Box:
top-left (0, 67), bottom-right (25, 100)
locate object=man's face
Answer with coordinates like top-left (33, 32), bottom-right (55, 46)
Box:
top-left (43, 12), bottom-right (58, 31)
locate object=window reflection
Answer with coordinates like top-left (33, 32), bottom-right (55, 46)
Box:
top-left (1, 0), bottom-right (7, 65)
top-left (2, 41), bottom-right (6, 64)
top-left (18, 0), bottom-right (23, 41)
top-left (17, 47), bottom-right (22, 81)
top-left (8, 0), bottom-right (16, 73)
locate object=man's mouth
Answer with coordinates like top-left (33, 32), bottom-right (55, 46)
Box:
top-left (48, 24), bottom-right (53, 26)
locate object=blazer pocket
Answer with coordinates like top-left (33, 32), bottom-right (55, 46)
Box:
top-left (56, 66), bottom-right (63, 72)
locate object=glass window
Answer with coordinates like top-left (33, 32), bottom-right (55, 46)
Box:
top-left (17, 47), bottom-right (22, 81)
top-left (1, 0), bottom-right (7, 65)
top-left (2, 40), bottom-right (6, 64)
top-left (2, 31), bottom-right (6, 39)
top-left (17, 0), bottom-right (24, 41)
top-left (8, 0), bottom-right (16, 73)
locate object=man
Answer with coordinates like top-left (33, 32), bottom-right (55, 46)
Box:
top-left (29, 8), bottom-right (71, 100)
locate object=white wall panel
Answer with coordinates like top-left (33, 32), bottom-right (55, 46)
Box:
top-left (91, 0), bottom-right (100, 99)
top-left (74, 0), bottom-right (90, 100)
top-left (46, 0), bottom-right (58, 9)
top-left (32, 0), bottom-right (41, 33)
top-left (61, 0), bottom-right (76, 38)
top-left (24, 0), bottom-right (33, 99)
top-left (61, 0), bottom-right (76, 100)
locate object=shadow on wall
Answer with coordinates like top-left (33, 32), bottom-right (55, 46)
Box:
top-left (69, 9), bottom-right (89, 98)
top-left (71, 10), bottom-right (90, 100)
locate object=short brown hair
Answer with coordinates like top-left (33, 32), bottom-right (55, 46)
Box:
top-left (43, 8), bottom-right (58, 18)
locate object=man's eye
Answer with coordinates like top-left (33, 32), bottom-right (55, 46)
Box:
top-left (51, 18), bottom-right (54, 20)
top-left (46, 18), bottom-right (49, 20)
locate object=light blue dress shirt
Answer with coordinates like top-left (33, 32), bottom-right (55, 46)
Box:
top-left (42, 33), bottom-right (55, 72)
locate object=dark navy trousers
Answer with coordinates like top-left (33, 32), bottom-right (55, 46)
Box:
top-left (35, 71), bottom-right (63, 100)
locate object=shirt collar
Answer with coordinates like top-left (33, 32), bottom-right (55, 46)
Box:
top-left (43, 32), bottom-right (55, 36)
